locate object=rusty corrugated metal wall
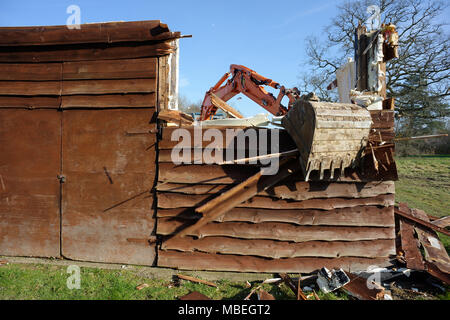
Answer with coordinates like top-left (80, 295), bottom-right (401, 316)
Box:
top-left (0, 21), bottom-right (179, 265)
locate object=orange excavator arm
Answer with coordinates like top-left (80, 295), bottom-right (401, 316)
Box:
top-left (200, 64), bottom-right (300, 121)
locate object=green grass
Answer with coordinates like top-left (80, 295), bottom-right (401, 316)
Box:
top-left (0, 263), bottom-right (309, 300)
top-left (395, 155), bottom-right (450, 252)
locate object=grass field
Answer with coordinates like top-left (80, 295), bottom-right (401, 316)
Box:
top-left (0, 155), bottom-right (448, 300)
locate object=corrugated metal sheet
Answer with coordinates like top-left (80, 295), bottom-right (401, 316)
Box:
top-left (61, 109), bottom-right (157, 265)
top-left (0, 109), bottom-right (61, 257)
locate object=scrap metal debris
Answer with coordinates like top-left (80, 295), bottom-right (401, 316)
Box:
top-left (342, 273), bottom-right (385, 300)
top-left (316, 268), bottom-right (350, 293)
top-left (179, 291), bottom-right (211, 300)
top-left (396, 203), bottom-right (450, 285)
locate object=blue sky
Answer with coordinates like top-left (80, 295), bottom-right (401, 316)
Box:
top-left (0, 0), bottom-right (346, 116)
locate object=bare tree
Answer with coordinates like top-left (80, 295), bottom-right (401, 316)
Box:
top-left (300, 0), bottom-right (449, 125)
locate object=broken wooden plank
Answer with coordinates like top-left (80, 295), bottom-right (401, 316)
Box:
top-left (279, 273), bottom-right (307, 300)
top-left (176, 274), bottom-right (218, 288)
top-left (395, 206), bottom-right (450, 237)
top-left (167, 159), bottom-right (299, 240)
top-left (432, 216), bottom-right (450, 229)
top-left (394, 134), bottom-right (448, 142)
top-left (158, 109), bottom-right (194, 125)
top-left (410, 208), bottom-right (450, 274)
top-left (218, 149), bottom-right (299, 165)
top-left (136, 283), bottom-right (150, 290)
top-left (210, 93), bottom-right (244, 119)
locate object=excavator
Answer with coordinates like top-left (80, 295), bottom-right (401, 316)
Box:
top-left (199, 64), bottom-right (373, 180)
top-left (200, 64), bottom-right (300, 121)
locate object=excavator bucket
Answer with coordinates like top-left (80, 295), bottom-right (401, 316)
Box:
top-left (282, 99), bottom-right (372, 180)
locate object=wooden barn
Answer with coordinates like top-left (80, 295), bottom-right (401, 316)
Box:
top-left (0, 20), bottom-right (399, 274)
top-left (0, 20), bottom-right (181, 266)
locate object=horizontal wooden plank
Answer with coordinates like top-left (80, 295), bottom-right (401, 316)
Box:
top-left (62, 78), bottom-right (156, 95)
top-left (158, 160), bottom-right (397, 184)
top-left (63, 58), bottom-right (157, 80)
top-left (0, 109), bottom-right (61, 257)
top-left (0, 96), bottom-right (61, 109)
top-left (157, 250), bottom-right (393, 273)
top-left (0, 63), bottom-right (61, 80)
top-left (157, 205), bottom-right (395, 227)
top-left (0, 81), bottom-right (61, 95)
top-left (0, 41), bottom-right (175, 63)
top-left (61, 93), bottom-right (156, 108)
top-left (162, 236), bottom-right (396, 259)
top-left (158, 219), bottom-right (395, 242)
top-left (156, 181), bottom-right (394, 200)
top-left (158, 163), bottom-right (258, 184)
top-left (0, 20), bottom-right (178, 46)
top-left (157, 192), bottom-right (395, 210)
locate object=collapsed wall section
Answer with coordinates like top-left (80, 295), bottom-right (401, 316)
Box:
top-left (156, 115), bottom-right (398, 273)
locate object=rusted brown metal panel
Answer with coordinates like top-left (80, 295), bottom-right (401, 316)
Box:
top-left (63, 58), bottom-right (157, 80)
top-left (0, 109), bottom-right (60, 257)
top-left (162, 236), bottom-right (396, 259)
top-left (61, 93), bottom-right (157, 109)
top-left (157, 192), bottom-right (395, 210)
top-left (157, 206), bottom-right (395, 227)
top-left (61, 108), bottom-right (157, 265)
top-left (157, 250), bottom-right (393, 273)
top-left (399, 218), bottom-right (425, 270)
top-left (158, 219), bottom-right (395, 242)
top-left (410, 208), bottom-right (450, 274)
